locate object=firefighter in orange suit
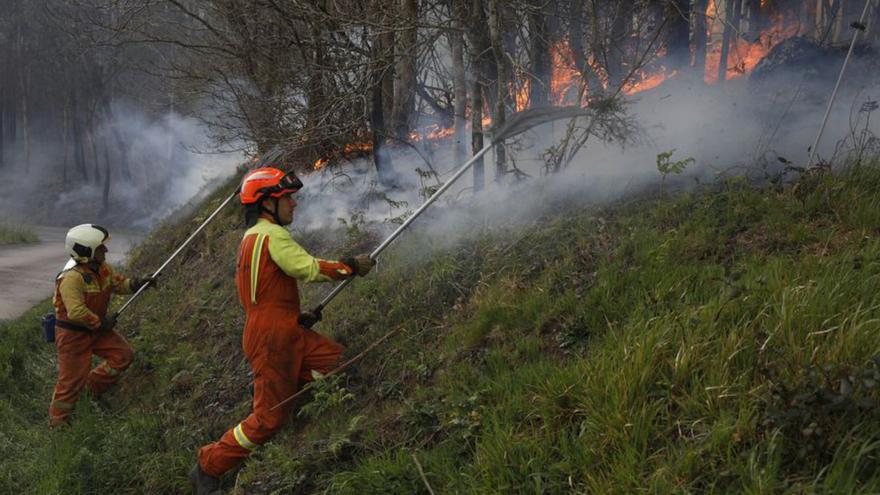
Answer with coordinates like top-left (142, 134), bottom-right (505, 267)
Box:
top-left (49, 224), bottom-right (156, 426)
top-left (190, 167), bottom-right (374, 494)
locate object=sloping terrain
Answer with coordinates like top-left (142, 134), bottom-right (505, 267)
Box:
top-left (3, 162), bottom-right (880, 494)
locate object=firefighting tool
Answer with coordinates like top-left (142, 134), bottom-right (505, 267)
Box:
top-left (115, 146), bottom-right (286, 316)
top-left (297, 105), bottom-right (593, 329)
top-left (808, 0), bottom-right (872, 166)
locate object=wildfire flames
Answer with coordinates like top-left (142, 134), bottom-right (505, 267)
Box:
top-left (313, 141), bottom-right (374, 170)
top-left (704, 0), bottom-right (800, 84)
top-left (313, 1), bottom-right (804, 170)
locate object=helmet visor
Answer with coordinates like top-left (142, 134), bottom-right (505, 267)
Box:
top-left (269, 172), bottom-right (303, 196)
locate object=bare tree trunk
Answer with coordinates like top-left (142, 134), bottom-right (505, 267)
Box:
top-left (466, 0), bottom-right (491, 192)
top-left (568, 0), bottom-right (586, 75)
top-left (305, 21), bottom-right (328, 162)
top-left (370, 12), bottom-right (397, 188)
top-left (101, 99), bottom-right (130, 182)
top-left (607, 2), bottom-right (631, 88)
top-left (528, 0), bottom-right (551, 108)
top-left (871, 0), bottom-right (880, 43)
top-left (102, 136), bottom-right (111, 210)
top-left (488, 0), bottom-right (507, 180)
top-left (694, 0), bottom-right (710, 80)
top-left (717, 0), bottom-right (741, 84)
top-left (88, 126), bottom-right (101, 183)
top-left (748, 0), bottom-right (765, 38)
top-left (61, 101), bottom-right (69, 182)
top-left (471, 78), bottom-right (485, 192)
top-left (568, 0), bottom-right (603, 95)
top-left (795, 1), bottom-right (806, 36)
top-left (19, 66), bottom-right (30, 169)
top-left (71, 95), bottom-right (88, 181)
top-left (392, 0), bottom-right (418, 140)
top-left (667, 0), bottom-right (692, 71)
top-left (819, 0), bottom-right (842, 43)
top-left (379, 14), bottom-right (395, 133)
top-left (0, 82), bottom-right (5, 169)
top-left (451, 0), bottom-right (468, 167)
top-left (466, 0), bottom-right (497, 114)
top-left (832, 0), bottom-right (845, 43)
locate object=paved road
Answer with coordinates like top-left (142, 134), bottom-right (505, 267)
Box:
top-left (0, 226), bottom-right (141, 321)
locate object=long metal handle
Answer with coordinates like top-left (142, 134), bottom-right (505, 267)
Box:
top-left (116, 190), bottom-right (239, 316)
top-left (310, 142), bottom-right (495, 314)
top-left (807, 0), bottom-right (872, 166)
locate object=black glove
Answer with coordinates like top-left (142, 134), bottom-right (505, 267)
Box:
top-left (132, 274), bottom-right (159, 291)
top-left (99, 313), bottom-right (118, 332)
top-left (298, 308), bottom-right (323, 329)
top-left (341, 254), bottom-right (376, 277)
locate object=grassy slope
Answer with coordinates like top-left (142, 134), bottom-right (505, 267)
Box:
top-left (3, 164), bottom-right (880, 493)
top-left (0, 220), bottom-right (38, 245)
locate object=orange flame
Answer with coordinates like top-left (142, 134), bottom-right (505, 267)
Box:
top-left (312, 141), bottom-right (373, 170)
top-left (623, 68), bottom-right (677, 95)
top-left (314, 4), bottom-right (803, 170)
top-left (704, 0), bottom-right (800, 84)
top-left (409, 124), bottom-right (456, 142)
top-left (313, 157), bottom-right (330, 170)
top-left (514, 80), bottom-right (530, 112)
top-left (551, 42), bottom-right (581, 105)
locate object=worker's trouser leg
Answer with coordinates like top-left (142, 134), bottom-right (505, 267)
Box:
top-left (86, 330), bottom-right (135, 394)
top-left (197, 327), bottom-right (344, 478)
top-left (49, 328), bottom-right (134, 426)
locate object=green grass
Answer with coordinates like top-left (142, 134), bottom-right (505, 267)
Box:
top-left (0, 219), bottom-right (38, 245)
top-left (4, 163), bottom-right (880, 493)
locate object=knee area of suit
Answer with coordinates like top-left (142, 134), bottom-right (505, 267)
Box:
top-left (118, 348), bottom-right (135, 369)
top-left (255, 411), bottom-right (287, 433)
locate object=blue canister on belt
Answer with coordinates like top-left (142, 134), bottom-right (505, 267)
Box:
top-left (41, 313), bottom-right (56, 343)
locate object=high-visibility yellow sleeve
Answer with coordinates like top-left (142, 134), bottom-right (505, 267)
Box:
top-left (264, 223), bottom-right (333, 283)
top-left (249, 219), bottom-right (353, 283)
top-left (58, 272), bottom-right (101, 330)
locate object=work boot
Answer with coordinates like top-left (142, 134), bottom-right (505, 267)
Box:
top-left (188, 462), bottom-right (221, 495)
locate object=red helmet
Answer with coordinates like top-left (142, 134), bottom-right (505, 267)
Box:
top-left (240, 167), bottom-right (303, 205)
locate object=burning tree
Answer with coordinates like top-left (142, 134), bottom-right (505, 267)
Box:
top-left (3, 0), bottom-right (880, 191)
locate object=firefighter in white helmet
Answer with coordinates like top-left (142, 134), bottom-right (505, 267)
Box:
top-left (48, 224), bottom-right (156, 426)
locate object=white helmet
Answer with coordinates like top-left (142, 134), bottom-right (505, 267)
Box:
top-left (65, 224), bottom-right (110, 263)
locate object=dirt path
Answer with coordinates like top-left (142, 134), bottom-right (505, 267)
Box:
top-left (0, 226), bottom-right (141, 321)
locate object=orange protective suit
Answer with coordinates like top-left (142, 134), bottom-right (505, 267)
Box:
top-left (197, 218), bottom-right (352, 477)
top-left (49, 263), bottom-right (135, 426)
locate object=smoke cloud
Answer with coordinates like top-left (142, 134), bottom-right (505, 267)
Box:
top-left (0, 104), bottom-right (241, 231)
top-left (291, 51), bottom-right (880, 250)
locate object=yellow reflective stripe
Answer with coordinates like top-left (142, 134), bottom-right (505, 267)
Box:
top-left (233, 423), bottom-right (257, 450)
top-left (250, 234), bottom-right (267, 304)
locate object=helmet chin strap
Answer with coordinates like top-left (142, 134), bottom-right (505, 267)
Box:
top-left (259, 200), bottom-right (284, 226)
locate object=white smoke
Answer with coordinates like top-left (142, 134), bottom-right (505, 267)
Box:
top-left (290, 61), bottom-right (880, 247)
top-left (0, 104), bottom-right (241, 230)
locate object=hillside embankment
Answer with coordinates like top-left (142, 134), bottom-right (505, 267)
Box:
top-left (3, 162), bottom-right (880, 494)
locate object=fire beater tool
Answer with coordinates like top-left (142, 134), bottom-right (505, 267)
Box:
top-left (807, 0), bottom-right (872, 167)
top-left (115, 146), bottom-right (286, 317)
top-left (272, 106), bottom-right (594, 412)
top-left (297, 105), bottom-right (592, 329)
